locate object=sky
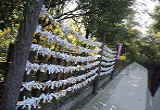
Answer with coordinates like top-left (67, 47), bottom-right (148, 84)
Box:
top-left (133, 0), bottom-right (159, 35)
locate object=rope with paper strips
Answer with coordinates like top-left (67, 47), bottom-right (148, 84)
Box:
top-left (16, 5), bottom-right (117, 110)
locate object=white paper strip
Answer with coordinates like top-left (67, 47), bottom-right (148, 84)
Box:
top-left (102, 50), bottom-right (116, 58)
top-left (101, 61), bottom-right (115, 66)
top-left (17, 74), bottom-right (97, 110)
top-left (21, 68), bottom-right (98, 91)
top-left (100, 68), bottom-right (114, 76)
top-left (61, 24), bottom-right (102, 47)
top-left (26, 61), bottom-right (100, 75)
top-left (39, 7), bottom-right (102, 48)
top-left (102, 56), bottom-right (116, 62)
top-left (103, 45), bottom-right (116, 54)
top-left (31, 44), bottom-right (100, 63)
top-left (101, 65), bottom-right (114, 72)
top-left (36, 25), bottom-right (100, 54)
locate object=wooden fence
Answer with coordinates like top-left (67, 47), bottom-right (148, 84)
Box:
top-left (0, 7), bottom-right (118, 110)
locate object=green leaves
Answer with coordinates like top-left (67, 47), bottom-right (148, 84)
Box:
top-left (81, 0), bottom-right (135, 42)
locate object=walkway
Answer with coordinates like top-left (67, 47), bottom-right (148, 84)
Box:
top-left (75, 63), bottom-right (150, 110)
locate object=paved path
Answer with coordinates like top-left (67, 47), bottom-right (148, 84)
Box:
top-left (75, 73), bottom-right (122, 110)
top-left (75, 63), bottom-right (149, 110)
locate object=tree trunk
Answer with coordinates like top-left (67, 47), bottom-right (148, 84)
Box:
top-left (0, 0), bottom-right (44, 110)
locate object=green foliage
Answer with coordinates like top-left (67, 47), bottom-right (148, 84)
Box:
top-left (151, 5), bottom-right (160, 34)
top-left (124, 39), bottom-right (160, 65)
top-left (1, 0), bottom-right (160, 67)
top-left (137, 3), bottom-right (160, 65)
top-left (80, 0), bottom-right (135, 41)
top-left (0, 0), bottom-right (24, 30)
top-left (0, 28), bottom-right (16, 62)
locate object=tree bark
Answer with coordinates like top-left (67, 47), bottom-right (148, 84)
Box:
top-left (0, 0), bottom-right (44, 110)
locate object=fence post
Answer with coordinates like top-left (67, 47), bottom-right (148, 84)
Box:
top-left (92, 33), bottom-right (105, 94)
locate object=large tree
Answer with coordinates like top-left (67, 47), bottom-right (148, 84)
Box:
top-left (0, 0), bottom-right (44, 110)
top-left (79, 0), bottom-right (135, 42)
